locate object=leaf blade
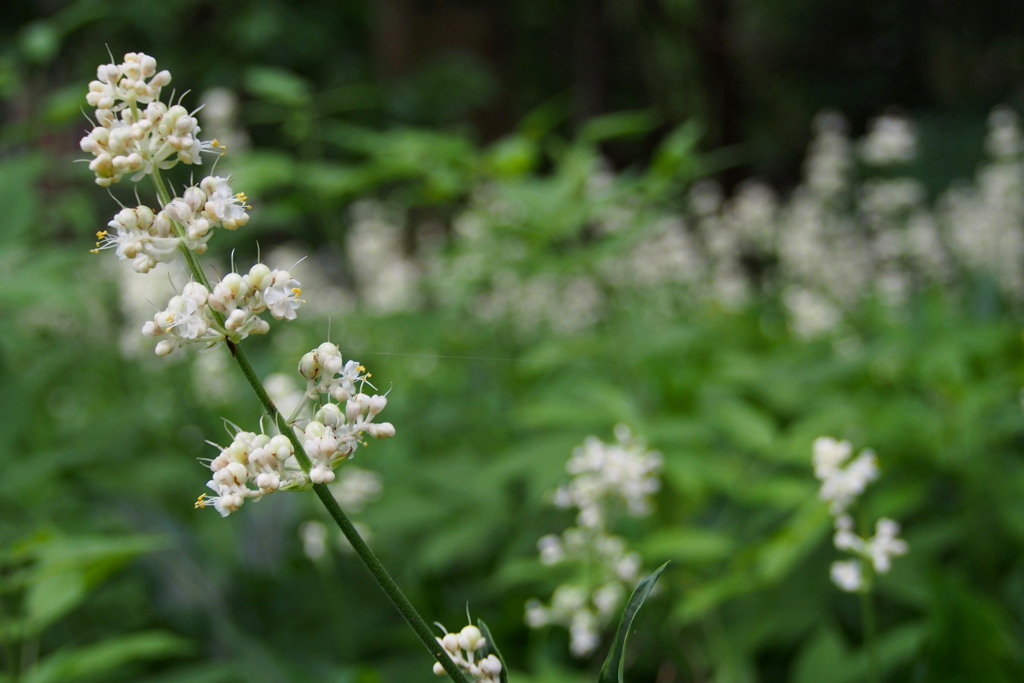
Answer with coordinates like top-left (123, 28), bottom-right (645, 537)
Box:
top-left (598, 562), bottom-right (670, 683)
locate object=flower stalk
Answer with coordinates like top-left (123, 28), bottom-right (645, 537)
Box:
top-left (82, 51), bottom-right (473, 683)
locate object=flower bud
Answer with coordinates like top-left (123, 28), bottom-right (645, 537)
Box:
top-left (150, 70), bottom-right (171, 88)
top-left (317, 403), bottom-right (344, 427)
top-left (480, 655), bottom-right (502, 675)
top-left (310, 463), bottom-right (334, 484)
top-left (298, 351), bottom-right (319, 380)
top-left (459, 625), bottom-right (483, 652)
top-left (248, 263), bottom-right (272, 289)
top-left (368, 423), bottom-right (395, 439)
top-left (367, 394), bottom-right (387, 418)
top-left (441, 633), bottom-right (460, 653)
top-left (154, 339), bottom-right (175, 356)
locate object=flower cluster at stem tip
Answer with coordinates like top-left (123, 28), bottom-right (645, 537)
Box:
top-left (813, 437), bottom-right (909, 592)
top-left (79, 52), bottom-right (296, 357)
top-left (526, 425), bottom-right (661, 657)
top-left (80, 53), bottom-right (395, 515)
top-left (432, 625), bottom-right (502, 683)
top-left (81, 51), bottom-right (222, 186)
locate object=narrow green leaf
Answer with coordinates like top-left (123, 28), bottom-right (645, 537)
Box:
top-left (476, 618), bottom-right (509, 683)
top-left (22, 630), bottom-right (191, 683)
top-left (598, 562), bottom-right (669, 683)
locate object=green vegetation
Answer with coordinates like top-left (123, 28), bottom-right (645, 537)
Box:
top-left (3, 2), bottom-right (1024, 681)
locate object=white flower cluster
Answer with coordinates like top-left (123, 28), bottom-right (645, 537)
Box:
top-left (526, 425), bottom-right (659, 657)
top-left (423, 105), bottom-right (1024, 340)
top-left (812, 436), bottom-right (879, 515)
top-left (859, 114), bottom-right (917, 166)
top-left (812, 437), bottom-right (908, 592)
top-left (196, 430), bottom-right (296, 517)
top-left (195, 346), bottom-right (394, 515)
top-left (80, 52), bottom-right (220, 187)
top-left (141, 263), bottom-right (303, 356)
top-left (301, 396), bottom-right (395, 484)
top-left (526, 530), bottom-right (641, 657)
top-left (298, 342), bottom-right (373, 401)
top-left (830, 516), bottom-right (909, 592)
top-left (91, 176), bottom-right (250, 272)
top-left (297, 342), bottom-right (395, 484)
top-left (553, 423), bottom-right (663, 529)
top-left (431, 625), bottom-right (502, 682)
top-left (80, 53), bottom-right (273, 360)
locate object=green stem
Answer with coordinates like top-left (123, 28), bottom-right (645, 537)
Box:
top-left (148, 171), bottom-right (470, 682)
top-left (311, 483), bottom-right (473, 682)
top-left (859, 587), bottom-right (880, 683)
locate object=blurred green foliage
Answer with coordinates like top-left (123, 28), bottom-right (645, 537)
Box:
top-left (4, 1), bottom-right (1024, 681)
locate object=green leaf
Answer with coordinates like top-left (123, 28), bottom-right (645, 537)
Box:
top-left (597, 562), bottom-right (669, 683)
top-left (578, 110), bottom-right (659, 143)
top-left (20, 534), bottom-right (166, 635)
top-left (22, 630), bottom-right (191, 683)
top-left (0, 154), bottom-right (45, 244)
top-left (791, 625), bottom-right (860, 683)
top-left (243, 66), bottom-right (312, 106)
top-left (638, 528), bottom-right (735, 564)
top-left (476, 619), bottom-right (509, 683)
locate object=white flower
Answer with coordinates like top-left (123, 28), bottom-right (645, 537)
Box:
top-left (832, 514), bottom-right (864, 552)
top-left (592, 582), bottom-right (625, 617)
top-left (298, 342), bottom-right (375, 400)
top-left (524, 600), bottom-right (549, 627)
top-left (299, 521), bottom-right (328, 560)
top-left (813, 437), bottom-right (879, 515)
top-left (142, 281), bottom-right (223, 355)
top-left (866, 517), bottom-right (909, 573)
top-left (813, 437), bottom-right (853, 476)
top-left (537, 534), bottom-right (564, 566)
top-left (201, 176), bottom-right (251, 230)
top-left (555, 424), bottom-right (662, 529)
top-left (814, 439), bottom-right (909, 590)
top-left (831, 560), bottom-right (864, 592)
top-left (263, 270), bottom-right (304, 320)
top-left (859, 114), bottom-right (916, 165)
top-left (569, 610), bottom-right (601, 656)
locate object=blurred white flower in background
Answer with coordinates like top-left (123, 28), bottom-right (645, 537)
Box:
top-left (813, 438), bottom-right (908, 592)
top-left (526, 425), bottom-right (661, 657)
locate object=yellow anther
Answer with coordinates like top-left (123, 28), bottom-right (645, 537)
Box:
top-left (358, 365), bottom-right (366, 372)
top-left (96, 230), bottom-right (108, 238)
top-left (291, 287), bottom-right (302, 297)
top-left (194, 493), bottom-right (208, 509)
top-left (89, 248), bottom-right (99, 254)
